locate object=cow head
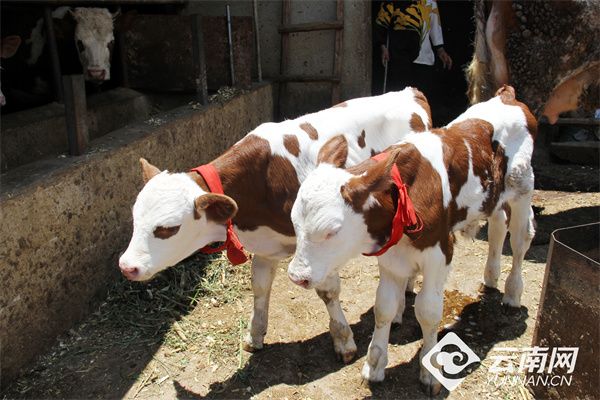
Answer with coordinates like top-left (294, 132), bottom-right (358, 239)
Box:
top-left (119, 159), bottom-right (238, 281)
top-left (56, 8), bottom-right (135, 84)
top-left (288, 148), bottom-right (397, 289)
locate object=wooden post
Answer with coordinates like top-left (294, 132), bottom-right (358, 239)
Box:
top-left (191, 14), bottom-right (209, 105)
top-left (63, 75), bottom-right (90, 156)
top-left (43, 6), bottom-right (64, 103)
top-left (278, 0), bottom-right (291, 120)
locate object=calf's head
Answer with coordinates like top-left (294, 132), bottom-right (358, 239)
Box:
top-left (119, 159), bottom-right (237, 281)
top-left (289, 150), bottom-right (399, 289)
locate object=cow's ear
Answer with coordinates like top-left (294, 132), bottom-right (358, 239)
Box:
top-left (361, 151), bottom-right (398, 193)
top-left (317, 135), bottom-right (348, 168)
top-left (140, 158), bottom-right (161, 183)
top-left (341, 151), bottom-right (397, 209)
top-left (194, 193), bottom-right (238, 224)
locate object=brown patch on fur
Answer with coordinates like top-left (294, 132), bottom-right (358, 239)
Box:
top-left (330, 101), bottom-right (348, 108)
top-left (411, 88), bottom-right (432, 128)
top-left (410, 113), bottom-right (427, 132)
top-left (283, 134), bottom-right (301, 157)
top-left (300, 122), bottom-right (319, 140)
top-left (358, 130), bottom-right (366, 148)
top-left (370, 149), bottom-right (378, 157)
top-left (209, 134), bottom-right (298, 236)
top-left (317, 135), bottom-right (348, 168)
top-left (153, 225), bottom-right (180, 239)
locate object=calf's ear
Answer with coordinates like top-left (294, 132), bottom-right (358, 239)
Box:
top-left (341, 150), bottom-right (399, 209)
top-left (194, 193), bottom-right (238, 224)
top-left (140, 158), bottom-right (161, 183)
top-left (317, 135), bottom-right (348, 168)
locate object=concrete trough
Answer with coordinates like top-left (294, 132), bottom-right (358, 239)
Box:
top-left (0, 81), bottom-right (275, 387)
top-left (530, 222), bottom-right (600, 399)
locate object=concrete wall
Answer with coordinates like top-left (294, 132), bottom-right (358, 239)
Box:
top-left (185, 0), bottom-right (372, 117)
top-left (0, 82), bottom-right (275, 386)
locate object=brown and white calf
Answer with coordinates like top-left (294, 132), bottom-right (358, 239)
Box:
top-left (288, 86), bottom-right (536, 394)
top-left (119, 88), bottom-right (431, 363)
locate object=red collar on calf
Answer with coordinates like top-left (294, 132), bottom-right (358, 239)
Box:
top-left (362, 152), bottom-right (422, 257)
top-left (190, 164), bottom-right (249, 265)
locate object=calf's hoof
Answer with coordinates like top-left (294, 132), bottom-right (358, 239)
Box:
top-left (478, 283), bottom-right (499, 294)
top-left (420, 380), bottom-right (442, 396)
top-left (501, 302), bottom-right (521, 316)
top-left (336, 348), bottom-right (356, 363)
top-left (242, 333), bottom-right (264, 353)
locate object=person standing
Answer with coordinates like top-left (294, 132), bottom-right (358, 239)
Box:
top-left (374, 0), bottom-right (452, 99)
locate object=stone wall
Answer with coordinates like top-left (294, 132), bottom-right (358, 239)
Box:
top-left (0, 82), bottom-right (275, 386)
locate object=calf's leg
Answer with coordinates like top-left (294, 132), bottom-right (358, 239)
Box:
top-left (503, 196), bottom-right (535, 308)
top-left (392, 277), bottom-right (409, 324)
top-left (316, 273), bottom-right (357, 363)
top-left (483, 208), bottom-right (508, 290)
top-left (243, 256), bottom-right (278, 352)
top-left (361, 266), bottom-right (401, 383)
top-left (415, 247), bottom-right (448, 396)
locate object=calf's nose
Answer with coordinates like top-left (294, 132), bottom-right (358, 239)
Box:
top-left (119, 265), bottom-right (139, 280)
top-left (288, 273), bottom-right (312, 289)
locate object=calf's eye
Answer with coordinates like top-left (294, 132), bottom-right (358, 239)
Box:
top-left (76, 40), bottom-right (85, 53)
top-left (153, 225), bottom-right (181, 239)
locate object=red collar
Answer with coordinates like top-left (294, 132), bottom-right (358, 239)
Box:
top-left (362, 152), bottom-right (422, 257)
top-left (190, 164), bottom-right (249, 265)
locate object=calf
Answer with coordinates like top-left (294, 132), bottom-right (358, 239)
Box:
top-left (289, 86), bottom-right (536, 395)
top-left (119, 88), bottom-right (431, 363)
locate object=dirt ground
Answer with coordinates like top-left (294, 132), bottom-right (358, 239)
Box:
top-left (2, 143), bottom-right (599, 400)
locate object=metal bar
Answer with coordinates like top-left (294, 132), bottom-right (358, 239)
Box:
top-left (63, 75), bottom-right (89, 156)
top-left (253, 0), bottom-right (262, 82)
top-left (226, 5), bottom-right (235, 87)
top-left (190, 14), bottom-right (208, 105)
top-left (278, 20), bottom-right (344, 34)
top-left (43, 6), bottom-right (64, 103)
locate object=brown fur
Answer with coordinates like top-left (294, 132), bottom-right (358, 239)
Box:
top-left (317, 135), bottom-right (349, 169)
top-left (283, 134), bottom-right (301, 157)
top-left (300, 122), bottom-right (319, 140)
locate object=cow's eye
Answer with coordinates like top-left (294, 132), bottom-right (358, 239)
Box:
top-left (107, 40), bottom-right (114, 51)
top-left (76, 40), bottom-right (85, 53)
top-left (153, 225), bottom-right (181, 240)
top-left (326, 228), bottom-right (340, 240)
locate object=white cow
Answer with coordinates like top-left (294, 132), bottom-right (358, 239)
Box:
top-left (119, 88), bottom-right (432, 363)
top-left (289, 86), bottom-right (536, 395)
